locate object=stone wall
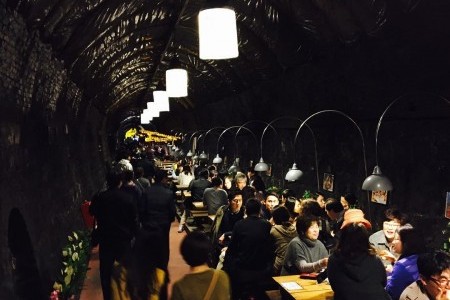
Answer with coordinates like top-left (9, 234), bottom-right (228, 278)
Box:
top-left (0, 4), bottom-right (106, 298)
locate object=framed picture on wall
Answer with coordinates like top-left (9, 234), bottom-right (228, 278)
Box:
top-left (445, 192), bottom-right (450, 219)
top-left (371, 190), bottom-right (388, 205)
top-left (322, 173), bottom-right (334, 192)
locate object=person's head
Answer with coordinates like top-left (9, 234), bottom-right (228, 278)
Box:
top-left (325, 198), bottom-right (344, 220)
top-left (228, 190), bottom-right (243, 213)
top-left (281, 189), bottom-right (295, 204)
top-left (106, 168), bottom-right (123, 188)
top-left (382, 208), bottom-right (408, 242)
top-left (211, 176), bottom-right (223, 188)
top-left (180, 231), bottom-right (211, 267)
top-left (198, 169), bottom-right (209, 179)
top-left (296, 215), bottom-right (320, 241)
top-left (135, 167), bottom-right (145, 178)
top-left (284, 196), bottom-right (299, 219)
top-left (182, 164), bottom-right (192, 175)
top-left (417, 251), bottom-right (450, 300)
top-left (391, 224), bottom-right (425, 257)
top-left (209, 169), bottom-right (218, 179)
top-left (340, 193), bottom-right (357, 210)
top-left (234, 172), bottom-right (247, 190)
top-left (245, 198), bottom-right (261, 216)
top-left (265, 193), bottom-right (279, 212)
top-left (299, 199), bottom-right (322, 217)
top-left (272, 206), bottom-right (291, 225)
top-left (337, 222), bottom-right (375, 258)
top-left (246, 166), bottom-right (255, 178)
top-left (315, 192), bottom-right (325, 208)
top-left (340, 209), bottom-right (372, 231)
top-left (154, 169), bottom-right (168, 184)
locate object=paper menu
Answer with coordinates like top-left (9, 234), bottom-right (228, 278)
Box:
top-left (280, 281), bottom-right (303, 291)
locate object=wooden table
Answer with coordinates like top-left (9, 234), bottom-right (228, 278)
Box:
top-left (272, 275), bottom-right (333, 300)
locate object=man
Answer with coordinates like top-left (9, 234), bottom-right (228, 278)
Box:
top-left (90, 169), bottom-right (138, 300)
top-left (247, 166), bottom-right (265, 193)
top-left (316, 191), bottom-right (326, 208)
top-left (210, 191), bottom-right (245, 267)
top-left (188, 168), bottom-right (211, 201)
top-left (325, 198), bottom-right (345, 241)
top-left (223, 199), bottom-right (275, 299)
top-left (203, 177), bottom-right (228, 215)
top-left (261, 193), bottom-right (279, 221)
top-left (229, 172), bottom-right (255, 204)
top-left (400, 251), bottom-right (450, 300)
top-left (369, 208), bottom-right (408, 262)
top-left (141, 169), bottom-right (177, 270)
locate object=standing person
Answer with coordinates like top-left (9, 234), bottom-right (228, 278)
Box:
top-left (141, 169), bottom-right (177, 270)
top-left (172, 232), bottom-right (231, 300)
top-left (89, 169), bottom-right (139, 300)
top-left (400, 250), bottom-right (450, 300)
top-left (111, 228), bottom-right (168, 300)
top-left (328, 209), bottom-right (391, 300)
top-left (247, 166), bottom-right (265, 193)
top-left (223, 199), bottom-right (275, 299)
top-left (203, 177), bottom-right (228, 216)
top-left (386, 225), bottom-right (426, 300)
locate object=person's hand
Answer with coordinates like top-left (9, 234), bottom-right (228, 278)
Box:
top-left (385, 264), bottom-right (393, 274)
top-left (436, 287), bottom-right (449, 300)
top-left (378, 249), bottom-right (397, 264)
top-left (218, 234), bottom-right (225, 245)
top-left (320, 258), bottom-right (328, 267)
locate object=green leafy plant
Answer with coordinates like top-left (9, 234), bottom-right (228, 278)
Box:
top-left (51, 230), bottom-right (91, 299)
top-left (302, 190), bottom-right (313, 199)
top-left (266, 185), bottom-right (282, 196)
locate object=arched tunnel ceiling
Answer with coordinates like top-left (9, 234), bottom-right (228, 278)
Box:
top-left (6, 0), bottom-right (450, 127)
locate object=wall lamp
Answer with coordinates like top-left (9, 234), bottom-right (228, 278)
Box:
top-left (287, 111), bottom-right (367, 194)
top-left (362, 93), bottom-right (450, 191)
top-left (199, 127), bottom-right (226, 162)
top-left (254, 121), bottom-right (279, 172)
top-left (186, 130), bottom-right (206, 158)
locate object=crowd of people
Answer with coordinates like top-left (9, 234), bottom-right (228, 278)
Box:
top-left (88, 144), bottom-right (450, 300)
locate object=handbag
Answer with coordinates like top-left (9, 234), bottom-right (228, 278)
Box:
top-left (203, 270), bottom-right (219, 300)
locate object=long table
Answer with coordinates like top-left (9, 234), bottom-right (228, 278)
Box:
top-left (272, 275), bottom-right (333, 300)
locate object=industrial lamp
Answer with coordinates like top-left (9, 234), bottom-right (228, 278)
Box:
top-left (198, 5), bottom-right (238, 60)
top-left (254, 121), bottom-right (280, 172)
top-left (153, 90), bottom-right (170, 112)
top-left (362, 93), bottom-right (450, 191)
top-left (216, 125), bottom-right (257, 170)
top-left (166, 54), bottom-right (188, 97)
top-left (199, 127), bottom-right (226, 163)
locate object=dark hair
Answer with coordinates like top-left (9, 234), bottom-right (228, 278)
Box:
top-left (154, 169), bottom-right (168, 183)
top-left (198, 169), bottom-right (209, 179)
top-left (106, 168), bottom-right (123, 188)
top-left (211, 177), bottom-right (223, 187)
top-left (135, 167), bottom-right (145, 178)
top-left (336, 223), bottom-right (376, 259)
top-left (282, 189), bottom-right (295, 198)
top-left (343, 193), bottom-right (357, 206)
top-left (325, 198), bottom-right (344, 213)
top-left (266, 192), bottom-right (279, 200)
top-left (316, 191), bottom-right (324, 198)
top-left (117, 228), bottom-right (165, 299)
top-left (417, 250), bottom-right (450, 279)
top-left (299, 199), bottom-right (322, 217)
top-left (123, 169), bottom-right (134, 182)
top-left (296, 215), bottom-right (319, 237)
top-left (180, 231), bottom-right (211, 267)
top-left (245, 198), bottom-right (261, 216)
top-left (272, 206), bottom-right (291, 225)
top-left (228, 190), bottom-right (243, 201)
top-left (182, 165), bottom-right (192, 175)
top-left (284, 197), bottom-right (299, 218)
top-left (397, 225), bottom-right (426, 258)
top-left (208, 165), bottom-right (217, 171)
top-left (385, 208), bottom-right (408, 225)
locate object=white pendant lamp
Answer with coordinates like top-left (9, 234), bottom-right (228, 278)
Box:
top-left (254, 157), bottom-right (269, 172)
top-left (166, 68), bottom-right (188, 97)
top-left (212, 154), bottom-right (223, 164)
top-left (285, 163), bottom-right (304, 182)
top-left (198, 7), bottom-right (238, 60)
top-left (153, 90), bottom-right (170, 112)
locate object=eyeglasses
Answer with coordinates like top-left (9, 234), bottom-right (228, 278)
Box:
top-left (429, 277), bottom-right (450, 288)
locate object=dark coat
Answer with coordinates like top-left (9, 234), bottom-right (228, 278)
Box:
top-left (141, 183), bottom-right (176, 228)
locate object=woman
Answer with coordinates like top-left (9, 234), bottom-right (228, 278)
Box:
top-left (178, 165), bottom-right (194, 187)
top-left (270, 206), bottom-right (297, 275)
top-left (386, 224), bottom-right (426, 300)
top-left (281, 215), bottom-right (328, 275)
top-left (328, 209), bottom-right (391, 300)
top-left (111, 227), bottom-right (168, 300)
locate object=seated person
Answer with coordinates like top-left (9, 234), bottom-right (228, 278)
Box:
top-left (325, 198), bottom-right (345, 239)
top-left (203, 177), bottom-right (228, 215)
top-left (261, 192), bottom-right (279, 221)
top-left (281, 215), bottom-right (329, 275)
top-left (400, 250), bottom-right (450, 300)
top-left (370, 208), bottom-right (408, 264)
top-left (172, 231), bottom-right (230, 300)
top-left (271, 206), bottom-right (297, 275)
top-left (386, 225), bottom-right (426, 300)
top-left (328, 209), bottom-right (391, 300)
top-left (340, 192), bottom-right (358, 210)
top-left (228, 172), bottom-right (255, 204)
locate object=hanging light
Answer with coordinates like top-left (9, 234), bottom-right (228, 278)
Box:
top-left (212, 154), bottom-right (223, 164)
top-left (146, 103), bottom-right (160, 118)
top-left (199, 151), bottom-right (208, 160)
top-left (153, 90), bottom-right (170, 112)
top-left (140, 112), bottom-right (152, 124)
top-left (285, 163), bottom-right (304, 182)
top-left (166, 53), bottom-right (188, 97)
top-left (362, 166), bottom-right (393, 191)
top-left (254, 157), bottom-right (269, 172)
top-left (186, 150), bottom-right (193, 157)
top-left (198, 7), bottom-right (238, 60)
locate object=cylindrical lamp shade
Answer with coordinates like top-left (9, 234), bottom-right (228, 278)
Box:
top-left (166, 68), bottom-right (188, 97)
top-left (198, 8), bottom-right (239, 60)
top-left (140, 112), bottom-right (152, 124)
top-left (145, 103), bottom-right (160, 118)
top-left (153, 91), bottom-right (170, 112)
